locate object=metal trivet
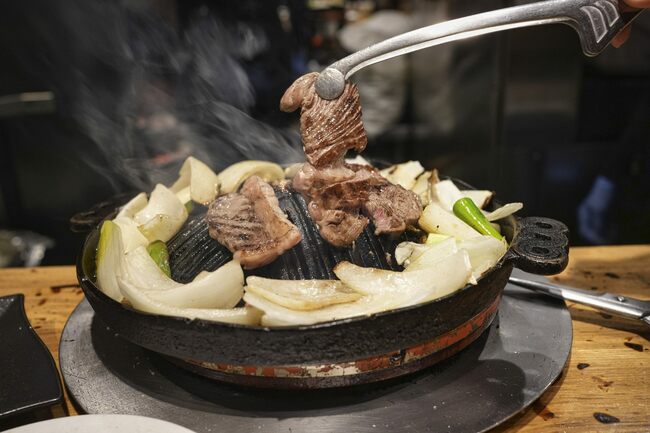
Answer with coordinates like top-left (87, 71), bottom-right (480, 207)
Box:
top-left (60, 271), bottom-right (571, 433)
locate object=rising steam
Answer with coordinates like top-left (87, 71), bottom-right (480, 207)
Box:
top-left (12, 1), bottom-right (304, 190)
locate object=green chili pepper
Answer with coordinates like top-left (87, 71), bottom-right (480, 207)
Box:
top-left (453, 197), bottom-right (503, 240)
top-left (147, 240), bottom-right (171, 277)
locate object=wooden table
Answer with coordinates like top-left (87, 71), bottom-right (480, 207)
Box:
top-left (0, 245), bottom-right (648, 432)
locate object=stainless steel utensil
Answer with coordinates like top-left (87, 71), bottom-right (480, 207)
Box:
top-left (315, 0), bottom-right (644, 99)
top-left (509, 276), bottom-right (650, 325)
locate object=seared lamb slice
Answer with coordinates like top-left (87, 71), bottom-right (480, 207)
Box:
top-left (207, 176), bottom-right (301, 269)
top-left (308, 201), bottom-right (369, 248)
top-left (316, 169), bottom-right (385, 209)
top-left (292, 163), bottom-right (356, 197)
top-left (291, 162), bottom-right (422, 245)
top-left (363, 184), bottom-right (422, 235)
top-left (280, 72), bottom-right (367, 167)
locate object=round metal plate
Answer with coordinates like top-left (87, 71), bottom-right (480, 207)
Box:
top-left (60, 271), bottom-right (572, 433)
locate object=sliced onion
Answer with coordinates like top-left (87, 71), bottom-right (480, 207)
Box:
top-left (484, 202), bottom-right (523, 221)
top-left (146, 260), bottom-right (243, 309)
top-left (119, 244), bottom-right (174, 291)
top-left (334, 250), bottom-right (472, 305)
top-left (133, 184), bottom-right (188, 242)
top-left (430, 179), bottom-right (464, 212)
top-left (379, 160), bottom-right (425, 190)
top-left (170, 156), bottom-right (220, 205)
top-left (113, 217), bottom-right (148, 253)
top-left (120, 246), bottom-right (244, 309)
top-left (403, 238), bottom-right (458, 272)
top-left (119, 278), bottom-right (261, 325)
top-left (245, 277), bottom-right (361, 311)
top-left (394, 241), bottom-right (430, 266)
top-left (461, 190), bottom-right (493, 209)
top-left (246, 249), bottom-right (472, 326)
top-left (175, 186), bottom-right (191, 206)
top-left (419, 202), bottom-right (481, 240)
top-left (411, 171), bottom-right (432, 206)
top-left (95, 220), bottom-right (125, 302)
top-left (244, 291), bottom-right (396, 327)
top-left (218, 160), bottom-right (284, 194)
top-left (458, 236), bottom-right (507, 282)
top-left (116, 193), bottom-right (148, 220)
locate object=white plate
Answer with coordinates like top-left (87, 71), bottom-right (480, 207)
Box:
top-left (5, 414), bottom-right (196, 433)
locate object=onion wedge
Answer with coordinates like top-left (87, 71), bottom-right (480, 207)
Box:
top-left (484, 202), bottom-right (524, 221)
top-left (144, 260), bottom-right (244, 309)
top-left (218, 160), bottom-right (284, 194)
top-left (119, 278), bottom-right (260, 325)
top-left (113, 217), bottom-right (148, 253)
top-left (95, 220), bottom-right (125, 302)
top-left (116, 193), bottom-right (147, 220)
top-left (245, 277), bottom-right (361, 311)
top-left (379, 161), bottom-right (424, 190)
top-left (244, 292), bottom-right (398, 327)
top-left (170, 156), bottom-right (221, 205)
top-left (394, 241), bottom-right (431, 266)
top-left (334, 250), bottom-right (472, 305)
top-left (458, 236), bottom-right (507, 282)
top-left (411, 171), bottom-right (432, 206)
top-left (419, 202), bottom-right (481, 240)
top-left (175, 186), bottom-right (191, 206)
top-left (133, 184), bottom-right (188, 242)
top-left (462, 190), bottom-right (493, 209)
top-left (403, 238), bottom-right (459, 272)
top-left (120, 247), bottom-right (244, 309)
top-left (430, 179), bottom-right (464, 212)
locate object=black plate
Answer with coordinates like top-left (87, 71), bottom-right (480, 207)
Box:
top-left (60, 271), bottom-right (572, 433)
top-left (0, 294), bottom-right (63, 419)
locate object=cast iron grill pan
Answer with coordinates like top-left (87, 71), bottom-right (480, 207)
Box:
top-left (76, 177), bottom-right (570, 368)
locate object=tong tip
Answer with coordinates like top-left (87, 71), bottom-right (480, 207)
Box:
top-left (315, 68), bottom-right (345, 100)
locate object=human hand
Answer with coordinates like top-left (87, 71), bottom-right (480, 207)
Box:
top-left (611, 0), bottom-right (650, 47)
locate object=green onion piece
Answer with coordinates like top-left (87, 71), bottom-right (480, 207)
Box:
top-left (453, 197), bottom-right (503, 240)
top-left (147, 240), bottom-right (171, 277)
top-left (184, 201), bottom-right (194, 213)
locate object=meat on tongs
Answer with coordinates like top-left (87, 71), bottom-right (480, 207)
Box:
top-left (280, 72), bottom-right (421, 247)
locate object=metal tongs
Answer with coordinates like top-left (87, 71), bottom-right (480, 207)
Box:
top-left (315, 0), bottom-right (643, 99)
top-left (509, 277), bottom-right (650, 326)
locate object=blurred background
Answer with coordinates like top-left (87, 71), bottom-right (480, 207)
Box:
top-left (0, 0), bottom-right (648, 266)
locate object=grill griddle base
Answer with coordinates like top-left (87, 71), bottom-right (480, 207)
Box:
top-left (60, 270), bottom-right (571, 433)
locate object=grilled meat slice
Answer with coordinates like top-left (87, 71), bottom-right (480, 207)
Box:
top-left (292, 163), bottom-right (422, 245)
top-left (364, 185), bottom-right (422, 235)
top-left (293, 162), bottom-right (369, 246)
top-left (308, 201), bottom-right (369, 248)
top-left (207, 176), bottom-right (301, 269)
top-left (292, 162), bottom-right (356, 197)
top-left (280, 72), bottom-right (367, 167)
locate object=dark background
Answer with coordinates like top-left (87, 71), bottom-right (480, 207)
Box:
top-left (0, 0), bottom-right (648, 265)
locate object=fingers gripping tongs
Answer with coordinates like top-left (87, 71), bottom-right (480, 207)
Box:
top-left (315, 0), bottom-right (643, 100)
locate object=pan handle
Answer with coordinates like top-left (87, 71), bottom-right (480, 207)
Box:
top-left (506, 217), bottom-right (569, 275)
top-left (69, 192), bottom-right (137, 233)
